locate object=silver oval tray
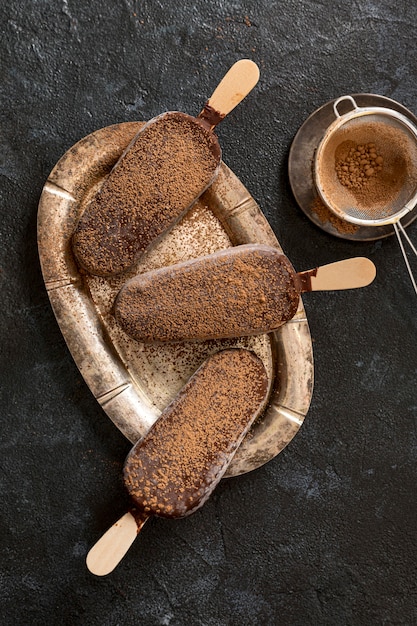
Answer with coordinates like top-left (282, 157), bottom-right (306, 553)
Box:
top-left (37, 121), bottom-right (314, 477)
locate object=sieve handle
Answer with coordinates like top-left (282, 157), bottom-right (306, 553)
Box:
top-left (333, 95), bottom-right (359, 119)
top-left (394, 221), bottom-right (417, 295)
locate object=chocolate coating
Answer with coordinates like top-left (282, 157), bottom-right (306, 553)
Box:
top-left (115, 243), bottom-right (300, 343)
top-left (123, 349), bottom-right (269, 518)
top-left (72, 111), bottom-right (221, 276)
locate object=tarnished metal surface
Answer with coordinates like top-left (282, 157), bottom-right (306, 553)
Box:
top-left (37, 121), bottom-right (314, 477)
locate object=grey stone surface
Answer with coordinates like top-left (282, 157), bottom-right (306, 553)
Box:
top-left (1, 1), bottom-right (416, 624)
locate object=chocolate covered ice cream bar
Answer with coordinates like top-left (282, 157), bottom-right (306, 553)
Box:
top-left (115, 244), bottom-right (300, 343)
top-left (86, 348), bottom-right (269, 575)
top-left (124, 348), bottom-right (269, 517)
top-left (72, 60), bottom-right (260, 276)
top-left (72, 112), bottom-right (221, 276)
top-left (114, 244), bottom-right (377, 344)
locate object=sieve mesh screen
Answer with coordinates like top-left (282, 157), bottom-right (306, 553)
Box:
top-left (315, 111), bottom-right (417, 224)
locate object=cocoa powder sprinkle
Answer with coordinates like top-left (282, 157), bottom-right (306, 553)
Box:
top-left (311, 196), bottom-right (359, 235)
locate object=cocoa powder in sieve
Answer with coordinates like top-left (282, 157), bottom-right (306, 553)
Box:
top-left (335, 142), bottom-right (384, 189)
top-left (317, 119), bottom-right (417, 218)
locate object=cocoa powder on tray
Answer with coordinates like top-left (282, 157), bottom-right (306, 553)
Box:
top-left (311, 196), bottom-right (359, 234)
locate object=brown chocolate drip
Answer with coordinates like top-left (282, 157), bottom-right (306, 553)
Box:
top-left (198, 102), bottom-right (226, 129)
top-left (296, 268), bottom-right (318, 293)
top-left (129, 507), bottom-right (149, 531)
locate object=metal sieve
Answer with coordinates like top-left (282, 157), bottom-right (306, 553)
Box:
top-left (314, 95), bottom-right (417, 294)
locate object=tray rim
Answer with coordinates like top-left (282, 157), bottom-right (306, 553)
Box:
top-left (37, 121), bottom-right (314, 477)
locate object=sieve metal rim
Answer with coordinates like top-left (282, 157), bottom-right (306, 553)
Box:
top-left (314, 95), bottom-right (417, 227)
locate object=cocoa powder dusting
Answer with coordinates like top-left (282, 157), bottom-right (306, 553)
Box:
top-left (123, 349), bottom-right (269, 518)
top-left (72, 112), bottom-right (220, 276)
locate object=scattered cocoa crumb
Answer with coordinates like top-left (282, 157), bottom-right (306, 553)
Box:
top-left (311, 196), bottom-right (359, 235)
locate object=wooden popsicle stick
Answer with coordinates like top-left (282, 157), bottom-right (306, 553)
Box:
top-left (198, 59), bottom-right (260, 126)
top-left (298, 257), bottom-right (376, 292)
top-left (86, 511), bottom-right (149, 576)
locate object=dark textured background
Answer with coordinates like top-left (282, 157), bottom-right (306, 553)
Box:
top-left (1, 1), bottom-right (416, 624)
